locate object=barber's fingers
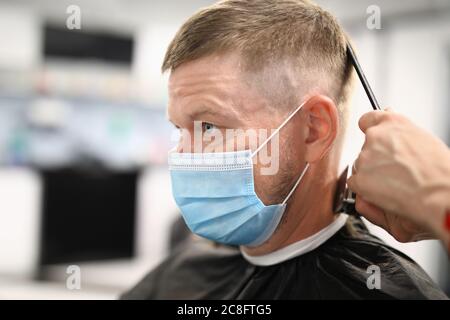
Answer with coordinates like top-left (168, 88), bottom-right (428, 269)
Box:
top-left (351, 161), bottom-right (358, 174)
top-left (347, 171), bottom-right (374, 203)
top-left (358, 111), bottom-right (384, 133)
top-left (347, 173), bottom-right (367, 204)
top-left (347, 173), bottom-right (358, 193)
top-left (355, 196), bottom-right (388, 230)
top-left (358, 108), bottom-right (394, 133)
top-left (351, 150), bottom-right (367, 175)
top-left (352, 148), bottom-right (373, 175)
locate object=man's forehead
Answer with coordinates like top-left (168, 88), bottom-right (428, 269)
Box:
top-left (168, 53), bottom-right (243, 96)
top-left (166, 53), bottom-right (288, 122)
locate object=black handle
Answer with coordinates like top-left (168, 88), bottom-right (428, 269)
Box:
top-left (346, 43), bottom-right (382, 111)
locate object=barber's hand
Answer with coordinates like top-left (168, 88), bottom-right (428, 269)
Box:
top-left (347, 110), bottom-right (450, 243)
top-left (354, 196), bottom-right (433, 242)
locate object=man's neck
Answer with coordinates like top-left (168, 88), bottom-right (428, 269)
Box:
top-left (242, 163), bottom-right (338, 256)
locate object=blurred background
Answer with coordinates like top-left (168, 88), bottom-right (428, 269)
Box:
top-left (0, 0), bottom-right (448, 299)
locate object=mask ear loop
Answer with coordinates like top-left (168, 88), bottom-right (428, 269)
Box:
top-left (282, 163), bottom-right (310, 205)
top-left (249, 99), bottom-right (310, 205)
top-left (250, 100), bottom-right (308, 158)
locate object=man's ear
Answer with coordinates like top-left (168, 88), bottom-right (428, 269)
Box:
top-left (301, 95), bottom-right (339, 163)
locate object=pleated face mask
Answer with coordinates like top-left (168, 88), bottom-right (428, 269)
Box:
top-left (168, 101), bottom-right (309, 247)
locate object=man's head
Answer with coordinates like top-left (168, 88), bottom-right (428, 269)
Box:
top-left (165, 0), bottom-right (355, 252)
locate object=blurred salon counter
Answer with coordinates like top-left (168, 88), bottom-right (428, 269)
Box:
top-left (0, 166), bottom-right (178, 299)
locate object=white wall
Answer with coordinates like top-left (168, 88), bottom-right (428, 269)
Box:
top-left (0, 4), bottom-right (40, 70)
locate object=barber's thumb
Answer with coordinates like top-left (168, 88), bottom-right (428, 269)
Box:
top-left (358, 107), bottom-right (395, 133)
top-left (355, 196), bottom-right (387, 229)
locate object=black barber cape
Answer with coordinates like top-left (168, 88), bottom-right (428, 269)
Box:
top-left (122, 217), bottom-right (448, 299)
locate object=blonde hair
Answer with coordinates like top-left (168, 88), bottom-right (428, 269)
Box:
top-left (162, 0), bottom-right (354, 116)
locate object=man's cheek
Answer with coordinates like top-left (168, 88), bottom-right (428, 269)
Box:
top-left (253, 170), bottom-right (273, 205)
top-left (258, 133), bottom-right (280, 176)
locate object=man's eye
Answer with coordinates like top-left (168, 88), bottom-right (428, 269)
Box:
top-left (202, 122), bottom-right (217, 134)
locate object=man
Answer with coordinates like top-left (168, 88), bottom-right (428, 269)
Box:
top-left (122, 0), bottom-right (447, 299)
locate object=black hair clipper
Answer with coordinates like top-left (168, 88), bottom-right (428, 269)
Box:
top-left (333, 165), bottom-right (357, 215)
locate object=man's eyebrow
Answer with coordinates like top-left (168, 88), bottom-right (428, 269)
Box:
top-left (167, 106), bottom-right (226, 128)
top-left (186, 104), bottom-right (234, 120)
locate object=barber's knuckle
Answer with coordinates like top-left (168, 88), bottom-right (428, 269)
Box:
top-left (384, 112), bottom-right (409, 126)
top-left (365, 127), bottom-right (382, 144)
top-left (381, 112), bottom-right (396, 122)
top-left (359, 149), bottom-right (368, 159)
top-left (396, 114), bottom-right (410, 125)
top-left (357, 151), bottom-right (371, 168)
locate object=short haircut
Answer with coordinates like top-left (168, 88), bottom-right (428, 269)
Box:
top-left (162, 0), bottom-right (355, 121)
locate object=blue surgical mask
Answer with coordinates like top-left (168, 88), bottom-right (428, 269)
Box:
top-left (168, 101), bottom-right (309, 247)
